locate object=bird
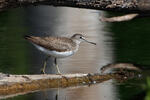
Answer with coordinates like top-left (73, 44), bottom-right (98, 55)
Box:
top-left (24, 33), bottom-right (96, 74)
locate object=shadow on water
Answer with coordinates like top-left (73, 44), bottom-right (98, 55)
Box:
top-left (0, 5), bottom-right (150, 100)
top-left (0, 9), bottom-right (29, 74)
top-left (111, 16), bottom-right (150, 65)
top-left (109, 12), bottom-right (150, 100)
top-left (0, 8), bottom-right (32, 99)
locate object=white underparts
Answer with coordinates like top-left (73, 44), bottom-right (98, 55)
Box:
top-left (33, 43), bottom-right (76, 58)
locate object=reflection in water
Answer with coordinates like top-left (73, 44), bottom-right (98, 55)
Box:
top-left (25, 6), bottom-right (115, 100)
top-left (60, 8), bottom-right (112, 74)
top-left (0, 6), bottom-right (150, 100)
top-left (0, 9), bottom-right (29, 74)
top-left (110, 16), bottom-right (150, 100)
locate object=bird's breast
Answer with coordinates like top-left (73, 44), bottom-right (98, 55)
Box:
top-left (33, 43), bottom-right (75, 58)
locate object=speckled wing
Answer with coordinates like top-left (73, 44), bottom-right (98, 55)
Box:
top-left (25, 36), bottom-right (76, 52)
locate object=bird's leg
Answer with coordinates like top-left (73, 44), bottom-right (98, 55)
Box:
top-left (54, 58), bottom-right (61, 74)
top-left (41, 56), bottom-right (49, 74)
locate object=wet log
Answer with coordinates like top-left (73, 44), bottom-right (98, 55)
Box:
top-left (0, 72), bottom-right (126, 99)
top-left (0, 62), bottom-right (142, 99)
top-left (100, 13), bottom-right (139, 22)
top-left (0, 0), bottom-right (150, 13)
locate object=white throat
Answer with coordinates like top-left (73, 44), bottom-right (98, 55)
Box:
top-left (72, 39), bottom-right (82, 45)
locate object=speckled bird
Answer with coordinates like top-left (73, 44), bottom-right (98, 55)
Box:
top-left (25, 34), bottom-right (96, 74)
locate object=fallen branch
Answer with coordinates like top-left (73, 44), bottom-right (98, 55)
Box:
top-left (100, 13), bottom-right (139, 22)
top-left (0, 72), bottom-right (129, 99)
top-left (0, 63), bottom-right (142, 99)
top-left (100, 63), bottom-right (142, 73)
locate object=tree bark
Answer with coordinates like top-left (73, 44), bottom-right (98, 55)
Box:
top-left (0, 0), bottom-right (150, 12)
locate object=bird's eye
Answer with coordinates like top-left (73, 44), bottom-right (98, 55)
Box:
top-left (80, 37), bottom-right (82, 39)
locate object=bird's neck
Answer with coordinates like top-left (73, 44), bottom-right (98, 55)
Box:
top-left (71, 38), bottom-right (81, 45)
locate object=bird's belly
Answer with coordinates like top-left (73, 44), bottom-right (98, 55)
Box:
top-left (33, 44), bottom-right (74, 58)
top-left (47, 50), bottom-right (74, 58)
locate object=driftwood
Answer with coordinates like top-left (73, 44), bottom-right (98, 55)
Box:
top-left (0, 72), bottom-right (134, 99)
top-left (100, 13), bottom-right (139, 22)
top-left (0, 63), bottom-right (142, 99)
top-left (0, 73), bottom-right (117, 94)
top-left (0, 0), bottom-right (150, 13)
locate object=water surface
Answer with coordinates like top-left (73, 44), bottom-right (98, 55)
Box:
top-left (0, 6), bottom-right (149, 100)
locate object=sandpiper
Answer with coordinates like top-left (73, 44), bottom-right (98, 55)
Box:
top-left (25, 34), bottom-right (96, 74)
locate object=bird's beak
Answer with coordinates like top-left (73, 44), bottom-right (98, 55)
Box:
top-left (82, 38), bottom-right (96, 45)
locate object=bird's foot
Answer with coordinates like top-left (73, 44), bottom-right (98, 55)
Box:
top-left (40, 68), bottom-right (46, 74)
top-left (55, 64), bottom-right (62, 75)
top-left (56, 72), bottom-right (62, 75)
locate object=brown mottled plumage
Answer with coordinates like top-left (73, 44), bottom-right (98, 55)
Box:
top-left (24, 34), bottom-right (96, 74)
top-left (25, 36), bottom-right (77, 52)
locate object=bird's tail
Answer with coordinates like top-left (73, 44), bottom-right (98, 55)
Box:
top-left (24, 35), bottom-right (32, 40)
top-left (24, 35), bottom-right (40, 45)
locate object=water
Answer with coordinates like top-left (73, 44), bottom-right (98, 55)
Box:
top-left (0, 6), bottom-right (149, 100)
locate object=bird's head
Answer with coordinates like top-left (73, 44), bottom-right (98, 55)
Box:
top-left (71, 34), bottom-right (96, 45)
